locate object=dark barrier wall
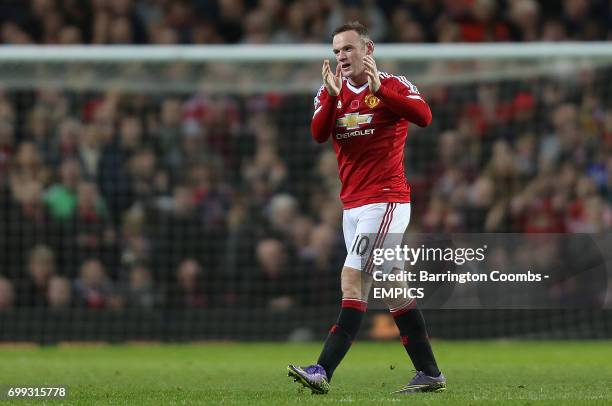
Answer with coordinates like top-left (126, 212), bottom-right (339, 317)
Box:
top-left (2, 309), bottom-right (612, 343)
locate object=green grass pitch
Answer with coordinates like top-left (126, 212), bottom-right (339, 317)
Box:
top-left (1, 341), bottom-right (611, 405)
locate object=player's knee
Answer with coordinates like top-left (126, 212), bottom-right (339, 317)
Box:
top-left (381, 285), bottom-right (409, 310)
top-left (378, 278), bottom-right (412, 310)
top-left (341, 266), bottom-right (371, 300)
top-left (384, 296), bottom-right (414, 312)
top-left (341, 284), bottom-right (363, 300)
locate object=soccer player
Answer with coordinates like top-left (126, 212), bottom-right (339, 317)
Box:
top-left (287, 22), bottom-right (445, 394)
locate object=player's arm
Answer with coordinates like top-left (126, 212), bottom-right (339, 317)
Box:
top-left (311, 60), bottom-right (341, 143)
top-left (364, 56), bottom-right (432, 128)
top-left (375, 82), bottom-right (432, 127)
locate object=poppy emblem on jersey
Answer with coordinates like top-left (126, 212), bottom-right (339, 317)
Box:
top-left (350, 100), bottom-right (360, 109)
top-left (336, 113), bottom-right (374, 130)
top-left (364, 94), bottom-right (380, 108)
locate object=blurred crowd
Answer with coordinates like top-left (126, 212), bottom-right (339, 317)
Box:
top-left (0, 66), bottom-right (610, 311)
top-left (0, 0), bottom-right (611, 312)
top-left (1, 0), bottom-right (612, 45)
top-left (0, 86), bottom-right (347, 311)
top-left (410, 75), bottom-right (612, 235)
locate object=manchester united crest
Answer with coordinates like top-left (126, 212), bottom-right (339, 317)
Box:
top-left (364, 94), bottom-right (380, 108)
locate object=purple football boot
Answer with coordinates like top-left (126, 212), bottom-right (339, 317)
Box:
top-left (392, 371), bottom-right (446, 394)
top-left (287, 364), bottom-right (330, 394)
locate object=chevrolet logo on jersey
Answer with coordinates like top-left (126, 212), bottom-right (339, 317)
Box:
top-left (336, 113), bottom-right (373, 130)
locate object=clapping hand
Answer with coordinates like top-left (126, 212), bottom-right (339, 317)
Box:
top-left (322, 59), bottom-right (342, 96)
top-left (363, 55), bottom-right (381, 94)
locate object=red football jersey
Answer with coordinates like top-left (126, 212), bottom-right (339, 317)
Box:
top-left (311, 72), bottom-right (432, 209)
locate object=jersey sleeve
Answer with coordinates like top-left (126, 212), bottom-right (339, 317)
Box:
top-left (313, 85), bottom-right (326, 110)
top-left (311, 85), bottom-right (338, 143)
top-left (390, 75), bottom-right (421, 96)
top-left (375, 76), bottom-right (432, 127)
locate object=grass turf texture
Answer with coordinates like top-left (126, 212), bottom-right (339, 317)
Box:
top-left (1, 341), bottom-right (611, 405)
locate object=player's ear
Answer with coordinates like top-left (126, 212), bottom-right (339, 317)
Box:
top-left (366, 40), bottom-right (374, 55)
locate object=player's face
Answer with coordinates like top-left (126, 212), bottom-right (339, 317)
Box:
top-left (332, 30), bottom-right (370, 81)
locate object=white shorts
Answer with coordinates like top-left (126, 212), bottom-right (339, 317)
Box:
top-left (343, 202), bottom-right (411, 274)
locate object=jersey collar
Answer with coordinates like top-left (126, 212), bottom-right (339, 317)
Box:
top-left (345, 79), bottom-right (369, 94)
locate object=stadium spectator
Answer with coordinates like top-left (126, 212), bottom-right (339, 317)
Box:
top-left (0, 119), bottom-right (14, 182)
top-left (2, 1), bottom-right (612, 45)
top-left (2, 180), bottom-right (56, 275)
top-left (243, 238), bottom-right (299, 310)
top-left (242, 141), bottom-right (289, 206)
top-left (122, 264), bottom-right (159, 309)
top-left (386, 7), bottom-right (425, 43)
top-left (211, 0), bottom-right (246, 43)
top-left (267, 193), bottom-right (299, 237)
top-left (271, 1), bottom-right (308, 43)
top-left (464, 175), bottom-right (496, 232)
top-left (58, 25), bottom-right (83, 44)
top-left (298, 223), bottom-right (343, 305)
top-left (154, 184), bottom-right (208, 275)
top-left (291, 215), bottom-right (315, 259)
top-left (47, 275), bottom-right (72, 308)
top-left (126, 145), bottom-right (167, 205)
top-left (0, 276), bottom-right (14, 310)
top-left (606, 156), bottom-right (612, 202)
top-left (511, 174), bottom-right (566, 233)
top-left (152, 97), bottom-right (183, 172)
top-left (166, 258), bottom-right (209, 309)
top-left (49, 117), bottom-right (82, 166)
top-left (326, 0), bottom-right (387, 42)
top-left (565, 176), bottom-right (612, 232)
top-left (1, 22), bottom-right (32, 44)
top-left (312, 150), bottom-right (342, 199)
top-left (189, 163), bottom-right (231, 232)
top-left (78, 124), bottom-right (103, 180)
top-left (508, 0), bottom-right (541, 41)
top-left (44, 157), bottom-right (81, 221)
top-left (98, 116), bottom-right (142, 220)
top-left (73, 259), bottom-right (119, 309)
top-left (221, 195), bottom-right (262, 284)
top-left (60, 181), bottom-right (116, 276)
top-left (118, 206), bottom-right (151, 272)
top-left (241, 8), bottom-right (272, 44)
top-left (10, 142), bottom-right (51, 199)
top-left (16, 245), bottom-right (56, 307)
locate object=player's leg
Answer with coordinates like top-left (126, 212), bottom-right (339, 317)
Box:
top-left (379, 270), bottom-right (441, 376)
top-left (287, 204), bottom-right (380, 393)
top-left (374, 203), bottom-right (445, 393)
top-left (383, 288), bottom-right (445, 393)
top-left (316, 266), bottom-right (371, 380)
top-left (313, 203), bottom-right (397, 382)
top-left (391, 304), bottom-right (441, 377)
top-left (288, 266), bottom-right (371, 394)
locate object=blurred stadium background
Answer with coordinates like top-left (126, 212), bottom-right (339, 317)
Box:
top-left (0, 0), bottom-right (611, 345)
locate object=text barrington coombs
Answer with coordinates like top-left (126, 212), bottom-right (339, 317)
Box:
top-left (373, 270), bottom-right (546, 283)
top-left (372, 245), bottom-right (487, 266)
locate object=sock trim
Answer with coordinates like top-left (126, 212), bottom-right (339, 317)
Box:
top-left (341, 298), bottom-right (367, 312)
top-left (400, 335), bottom-right (432, 345)
top-left (329, 323), bottom-right (355, 342)
top-left (390, 299), bottom-right (416, 317)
